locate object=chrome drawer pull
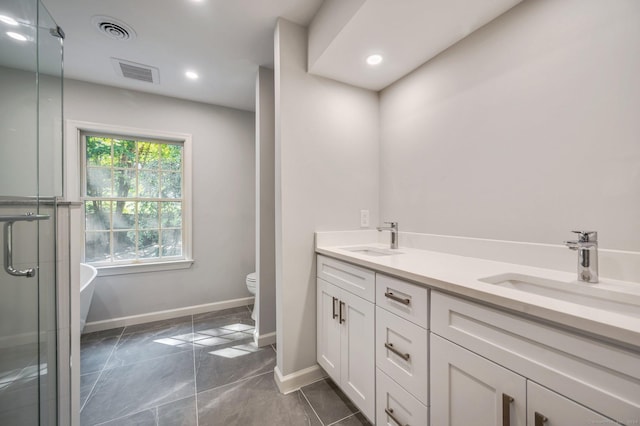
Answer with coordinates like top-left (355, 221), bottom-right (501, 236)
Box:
top-left (384, 408), bottom-right (408, 426)
top-left (332, 297), bottom-right (338, 320)
top-left (384, 291), bottom-right (410, 306)
top-left (384, 342), bottom-right (410, 361)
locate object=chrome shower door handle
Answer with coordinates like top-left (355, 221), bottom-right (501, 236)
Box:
top-left (1, 214), bottom-right (50, 278)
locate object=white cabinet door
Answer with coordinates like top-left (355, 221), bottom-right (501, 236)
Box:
top-left (317, 278), bottom-right (341, 383)
top-left (316, 276), bottom-right (375, 423)
top-left (527, 381), bottom-right (616, 426)
top-left (431, 334), bottom-right (526, 426)
top-left (340, 289), bottom-right (375, 423)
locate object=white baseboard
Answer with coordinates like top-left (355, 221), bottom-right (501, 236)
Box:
top-left (254, 331), bottom-right (276, 347)
top-left (82, 297), bottom-right (255, 333)
top-left (274, 364), bottom-right (327, 395)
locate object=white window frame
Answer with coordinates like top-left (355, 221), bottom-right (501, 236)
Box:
top-left (65, 120), bottom-right (193, 275)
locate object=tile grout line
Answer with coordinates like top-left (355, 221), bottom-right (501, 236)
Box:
top-left (299, 387), bottom-right (326, 426)
top-left (327, 411), bottom-right (362, 426)
top-left (80, 327), bottom-right (126, 414)
top-left (192, 314), bottom-right (200, 426)
top-left (197, 369), bottom-right (273, 396)
top-left (91, 407), bottom-right (155, 426)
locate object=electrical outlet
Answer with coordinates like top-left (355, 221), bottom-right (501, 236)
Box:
top-left (360, 209), bottom-right (370, 228)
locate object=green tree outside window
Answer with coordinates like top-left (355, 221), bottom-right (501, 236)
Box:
top-left (84, 135), bottom-right (183, 263)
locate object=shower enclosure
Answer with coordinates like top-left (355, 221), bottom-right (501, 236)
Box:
top-left (0, 0), bottom-right (65, 424)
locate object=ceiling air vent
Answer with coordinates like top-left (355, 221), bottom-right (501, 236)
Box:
top-left (91, 15), bottom-right (136, 41)
top-left (110, 58), bottom-right (160, 84)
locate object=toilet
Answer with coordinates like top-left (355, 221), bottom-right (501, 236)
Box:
top-left (246, 272), bottom-right (257, 320)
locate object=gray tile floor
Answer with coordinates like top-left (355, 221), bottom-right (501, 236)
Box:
top-left (80, 306), bottom-right (372, 426)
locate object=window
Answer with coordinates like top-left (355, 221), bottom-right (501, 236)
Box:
top-left (82, 132), bottom-right (190, 268)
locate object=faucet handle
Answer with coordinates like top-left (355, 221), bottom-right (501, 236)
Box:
top-left (571, 230), bottom-right (597, 242)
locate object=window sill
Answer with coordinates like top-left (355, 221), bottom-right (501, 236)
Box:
top-left (94, 259), bottom-right (194, 276)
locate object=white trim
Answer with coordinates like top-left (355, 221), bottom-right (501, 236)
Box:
top-left (82, 297), bottom-right (254, 333)
top-left (254, 331), bottom-right (276, 347)
top-left (273, 365), bottom-right (327, 395)
top-left (64, 120), bottom-right (193, 272)
top-left (96, 259), bottom-right (194, 276)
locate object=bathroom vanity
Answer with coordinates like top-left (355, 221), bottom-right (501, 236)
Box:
top-left (315, 236), bottom-right (640, 425)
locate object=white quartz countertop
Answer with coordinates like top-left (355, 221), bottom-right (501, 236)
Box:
top-left (316, 242), bottom-right (640, 351)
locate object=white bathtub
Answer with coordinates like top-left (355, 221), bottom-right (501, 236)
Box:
top-left (80, 263), bottom-right (98, 333)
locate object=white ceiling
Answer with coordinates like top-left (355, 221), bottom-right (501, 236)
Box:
top-left (42, 0), bottom-right (324, 111)
top-left (308, 0), bottom-right (523, 91)
top-left (31, 0), bottom-right (523, 112)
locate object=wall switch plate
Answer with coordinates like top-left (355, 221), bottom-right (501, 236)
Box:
top-left (360, 209), bottom-right (370, 228)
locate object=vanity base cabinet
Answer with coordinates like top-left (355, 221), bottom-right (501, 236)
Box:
top-left (431, 291), bottom-right (640, 425)
top-left (316, 277), bottom-right (375, 422)
top-left (431, 334), bottom-right (526, 426)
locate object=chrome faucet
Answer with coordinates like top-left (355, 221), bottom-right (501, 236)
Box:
top-left (564, 231), bottom-right (598, 283)
top-left (377, 222), bottom-right (398, 249)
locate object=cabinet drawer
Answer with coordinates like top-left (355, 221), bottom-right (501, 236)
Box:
top-left (377, 368), bottom-right (428, 426)
top-left (431, 291), bottom-right (640, 423)
top-left (317, 255), bottom-right (375, 302)
top-left (376, 306), bottom-right (428, 404)
top-left (376, 274), bottom-right (429, 328)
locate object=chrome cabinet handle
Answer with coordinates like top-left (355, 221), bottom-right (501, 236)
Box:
top-left (339, 301), bottom-right (345, 324)
top-left (384, 408), bottom-right (408, 426)
top-left (502, 394), bottom-right (514, 426)
top-left (1, 214), bottom-right (49, 278)
top-left (534, 412), bottom-right (548, 426)
top-left (384, 291), bottom-right (410, 306)
top-left (384, 342), bottom-right (410, 361)
top-left (332, 297), bottom-right (338, 320)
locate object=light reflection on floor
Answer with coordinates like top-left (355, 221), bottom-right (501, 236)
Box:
top-left (153, 323), bottom-right (259, 357)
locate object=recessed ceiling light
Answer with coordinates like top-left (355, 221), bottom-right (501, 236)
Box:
top-left (7, 31), bottom-right (27, 41)
top-left (185, 71), bottom-right (199, 80)
top-left (366, 54), bottom-right (383, 66)
top-left (0, 15), bottom-right (19, 26)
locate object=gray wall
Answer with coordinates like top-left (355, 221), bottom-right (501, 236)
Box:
top-left (256, 67), bottom-right (276, 341)
top-left (379, 0), bottom-right (640, 252)
top-left (274, 19), bottom-right (379, 376)
top-left (64, 79), bottom-right (256, 322)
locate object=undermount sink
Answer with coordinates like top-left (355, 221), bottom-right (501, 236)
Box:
top-left (344, 246), bottom-right (403, 257)
top-left (479, 273), bottom-right (640, 318)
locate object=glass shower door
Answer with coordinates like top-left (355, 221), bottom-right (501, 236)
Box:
top-left (0, 0), bottom-right (63, 424)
